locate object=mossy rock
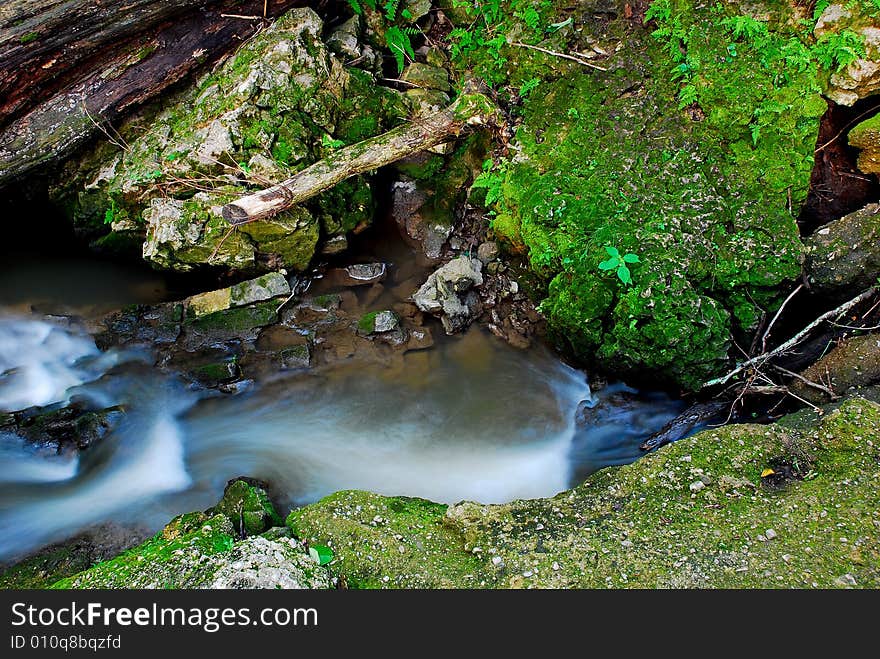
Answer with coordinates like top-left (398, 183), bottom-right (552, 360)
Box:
top-left (848, 112), bottom-right (880, 175)
top-left (470, 0), bottom-right (825, 389)
top-left (289, 397), bottom-right (880, 588)
top-left (51, 514), bottom-right (237, 589)
top-left (210, 480), bottom-right (283, 537)
top-left (55, 7), bottom-right (406, 274)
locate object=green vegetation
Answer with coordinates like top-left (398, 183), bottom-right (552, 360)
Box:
top-left (598, 246), bottom-right (640, 286)
top-left (347, 0), bottom-right (421, 73)
top-left (448, 0), bottom-right (846, 389)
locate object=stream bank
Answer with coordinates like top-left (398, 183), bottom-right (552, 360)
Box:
top-left (2, 1), bottom-right (880, 589)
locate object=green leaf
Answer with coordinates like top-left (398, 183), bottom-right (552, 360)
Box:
top-left (623, 253), bottom-right (640, 263)
top-left (617, 264), bottom-right (632, 285)
top-left (604, 245), bottom-right (620, 257)
top-left (308, 545), bottom-right (334, 566)
top-left (598, 258), bottom-right (618, 271)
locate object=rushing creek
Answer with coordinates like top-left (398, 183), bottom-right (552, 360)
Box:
top-left (0, 232), bottom-right (685, 562)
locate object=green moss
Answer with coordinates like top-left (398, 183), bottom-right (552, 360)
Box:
top-left (290, 397), bottom-right (880, 588)
top-left (210, 480), bottom-right (283, 537)
top-left (467, 0), bottom-right (820, 389)
top-left (19, 32), bottom-right (38, 44)
top-left (187, 301), bottom-right (278, 332)
top-left (0, 544), bottom-right (98, 589)
top-left (287, 493), bottom-right (488, 588)
top-left (51, 514), bottom-right (236, 589)
top-left (358, 311), bottom-right (379, 334)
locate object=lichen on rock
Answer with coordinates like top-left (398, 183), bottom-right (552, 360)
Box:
top-left (55, 7), bottom-right (407, 274)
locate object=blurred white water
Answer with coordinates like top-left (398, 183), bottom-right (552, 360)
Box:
top-left (0, 316), bottom-right (102, 411)
top-left (0, 314), bottom-right (683, 564)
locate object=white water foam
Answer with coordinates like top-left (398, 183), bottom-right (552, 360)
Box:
top-left (0, 316), bottom-right (101, 411)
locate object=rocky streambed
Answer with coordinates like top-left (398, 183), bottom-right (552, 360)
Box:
top-left (2, 0), bottom-right (880, 589)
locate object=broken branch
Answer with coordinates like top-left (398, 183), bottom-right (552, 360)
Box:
top-left (703, 287), bottom-right (877, 389)
top-left (221, 90), bottom-right (499, 225)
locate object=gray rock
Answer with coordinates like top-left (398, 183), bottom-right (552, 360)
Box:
top-left (805, 203), bottom-right (880, 295)
top-left (391, 180), bottom-right (452, 259)
top-left (205, 536), bottom-right (331, 589)
top-left (689, 480), bottom-right (706, 493)
top-left (346, 262), bottom-right (387, 283)
top-left (815, 4), bottom-right (880, 106)
top-left (477, 241), bottom-right (499, 264)
top-left (327, 15), bottom-right (361, 61)
top-left (373, 310), bottom-right (401, 333)
top-left (413, 256), bottom-right (484, 334)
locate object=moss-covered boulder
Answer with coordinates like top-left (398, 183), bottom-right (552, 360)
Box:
top-left (290, 396), bottom-right (880, 588)
top-left (287, 494), bottom-right (488, 588)
top-left (463, 0), bottom-right (836, 389)
top-left (848, 112), bottom-right (880, 176)
top-left (792, 334), bottom-right (880, 404)
top-left (210, 480), bottom-right (283, 537)
top-left (49, 487), bottom-right (327, 589)
top-left (805, 202), bottom-right (880, 294)
top-left (58, 7), bottom-right (407, 273)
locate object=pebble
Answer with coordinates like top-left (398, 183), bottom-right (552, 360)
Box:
top-left (765, 528), bottom-right (777, 540)
top-left (522, 570), bottom-right (533, 578)
top-left (492, 556), bottom-right (503, 566)
top-left (835, 573), bottom-right (857, 587)
top-left (621, 540), bottom-right (633, 548)
top-left (552, 562), bottom-right (560, 571)
top-left (689, 480), bottom-right (706, 493)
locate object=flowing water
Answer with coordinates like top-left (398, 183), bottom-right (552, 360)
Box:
top-left (0, 234), bottom-right (685, 562)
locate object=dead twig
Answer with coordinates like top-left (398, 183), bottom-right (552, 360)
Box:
top-left (703, 287), bottom-right (877, 389)
top-left (815, 106), bottom-right (880, 154)
top-left (771, 364), bottom-right (837, 399)
top-left (761, 283), bottom-right (803, 353)
top-left (510, 42), bottom-right (609, 71)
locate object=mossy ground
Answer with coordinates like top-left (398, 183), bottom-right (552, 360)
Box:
top-left (453, 0), bottom-right (836, 390)
top-left (290, 397), bottom-right (880, 588)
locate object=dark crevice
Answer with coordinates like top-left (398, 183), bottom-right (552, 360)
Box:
top-left (799, 95), bottom-right (880, 235)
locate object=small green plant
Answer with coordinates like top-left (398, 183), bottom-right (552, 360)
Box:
top-left (471, 159), bottom-right (505, 207)
top-left (347, 0), bottom-right (420, 73)
top-left (321, 134), bottom-right (345, 150)
top-left (599, 246), bottom-right (639, 285)
top-left (103, 198), bottom-right (119, 225)
top-left (518, 77), bottom-right (540, 98)
top-left (813, 30), bottom-right (864, 72)
top-left (237, 161), bottom-right (251, 174)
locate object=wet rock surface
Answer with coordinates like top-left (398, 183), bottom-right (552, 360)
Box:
top-left (413, 256), bottom-right (483, 334)
top-left (805, 203), bottom-right (880, 295)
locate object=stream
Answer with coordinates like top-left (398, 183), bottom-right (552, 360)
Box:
top-left (0, 223), bottom-right (685, 563)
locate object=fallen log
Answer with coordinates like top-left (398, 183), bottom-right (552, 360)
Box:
top-left (221, 89), bottom-right (500, 225)
top-left (0, 0), bottom-right (303, 185)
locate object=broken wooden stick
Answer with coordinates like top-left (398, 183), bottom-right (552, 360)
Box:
top-left (221, 89), bottom-right (499, 225)
top-left (703, 286), bottom-right (878, 389)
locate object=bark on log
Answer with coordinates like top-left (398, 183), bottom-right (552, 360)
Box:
top-left (0, 0), bottom-right (304, 186)
top-left (222, 90), bottom-right (500, 224)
